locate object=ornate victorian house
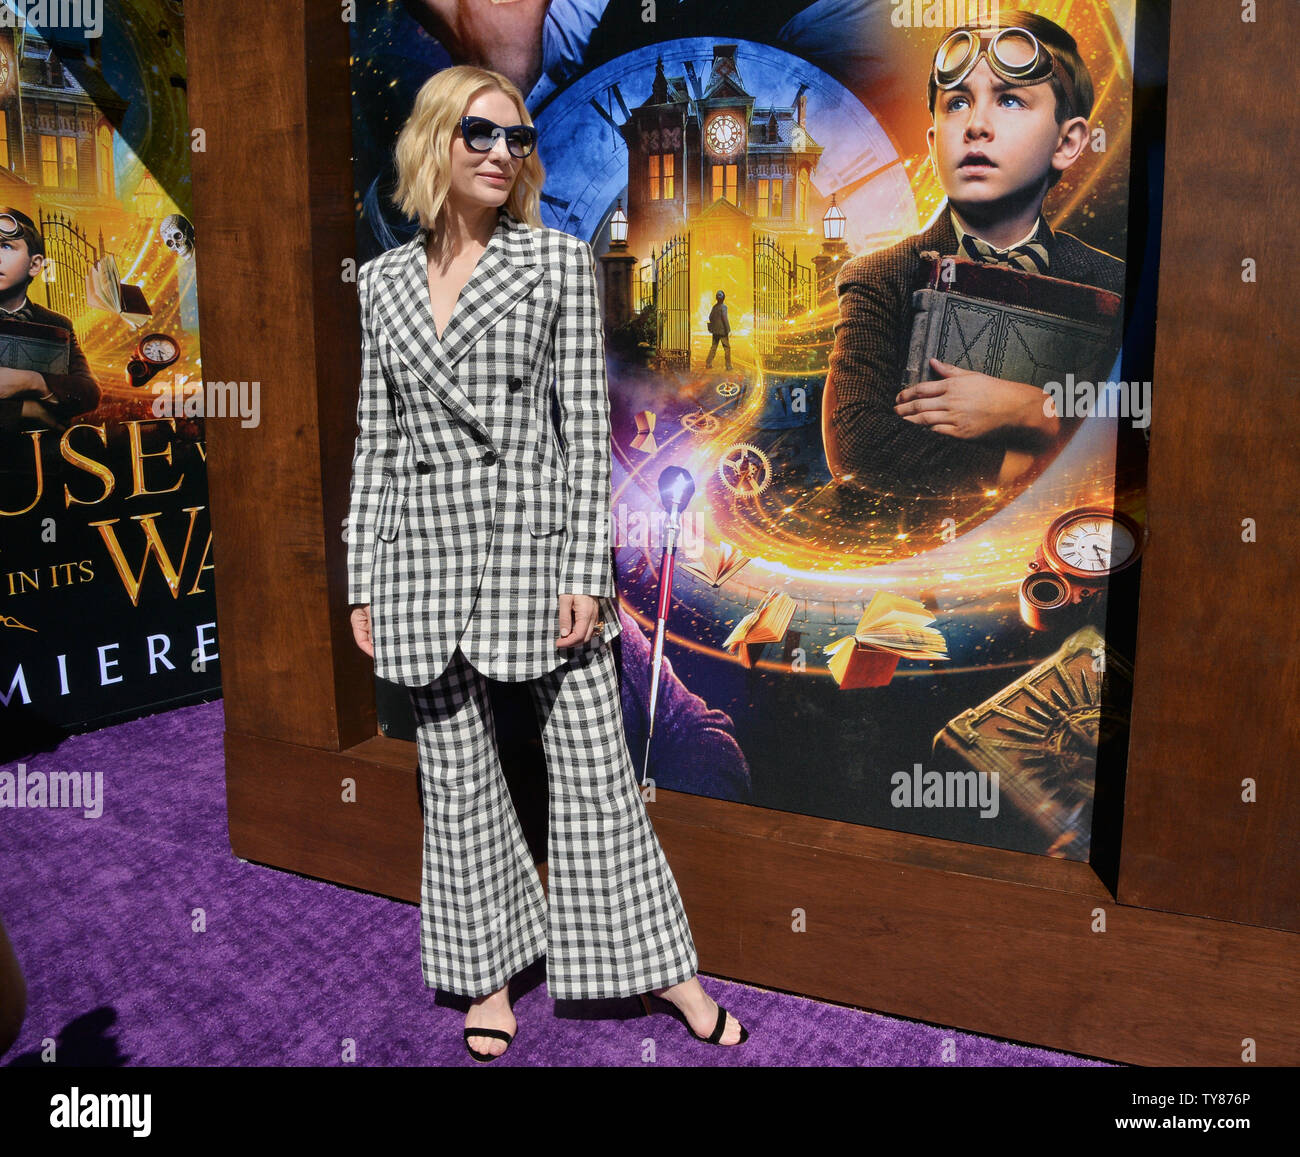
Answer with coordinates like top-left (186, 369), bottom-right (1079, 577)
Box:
top-left (617, 44), bottom-right (825, 256)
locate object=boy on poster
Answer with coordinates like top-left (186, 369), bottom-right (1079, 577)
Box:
top-left (0, 207), bottom-right (100, 433)
top-left (822, 10), bottom-right (1125, 500)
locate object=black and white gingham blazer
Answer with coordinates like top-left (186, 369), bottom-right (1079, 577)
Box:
top-left (346, 208), bottom-right (622, 687)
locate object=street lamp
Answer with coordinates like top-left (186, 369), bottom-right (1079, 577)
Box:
top-left (609, 198), bottom-right (629, 248)
top-left (599, 197), bottom-right (637, 329)
top-left (822, 193), bottom-right (846, 242)
top-left (814, 192), bottom-right (849, 305)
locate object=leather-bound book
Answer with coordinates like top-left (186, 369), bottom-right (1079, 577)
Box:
top-left (0, 316), bottom-right (71, 376)
top-left (0, 317), bottom-right (71, 430)
top-left (905, 254), bottom-right (1123, 390)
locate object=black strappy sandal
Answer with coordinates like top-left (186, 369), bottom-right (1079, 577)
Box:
top-left (464, 1026), bottom-right (515, 1063)
top-left (638, 992), bottom-right (750, 1045)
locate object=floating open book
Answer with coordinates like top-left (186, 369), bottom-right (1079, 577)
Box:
top-left (722, 588), bottom-right (796, 669)
top-left (823, 591), bottom-right (948, 689)
top-left (85, 254), bottom-right (152, 328)
top-left (682, 540), bottom-right (752, 588)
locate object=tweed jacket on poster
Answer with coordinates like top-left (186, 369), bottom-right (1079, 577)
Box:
top-left (345, 208), bottom-right (622, 687)
top-left (822, 204), bottom-right (1126, 497)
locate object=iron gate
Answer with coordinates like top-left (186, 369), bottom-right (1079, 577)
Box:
top-left (39, 210), bottom-right (102, 342)
top-left (752, 233), bottom-right (813, 357)
top-left (637, 230), bottom-right (691, 370)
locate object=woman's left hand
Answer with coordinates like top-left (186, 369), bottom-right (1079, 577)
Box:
top-left (556, 593), bottom-right (602, 648)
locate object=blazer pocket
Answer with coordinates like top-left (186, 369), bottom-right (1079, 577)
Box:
top-left (524, 481), bottom-right (566, 536)
top-left (374, 474), bottom-right (407, 542)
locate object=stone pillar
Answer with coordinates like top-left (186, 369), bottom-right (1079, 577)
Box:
top-left (813, 239), bottom-right (849, 305)
top-left (600, 247), bottom-right (638, 329)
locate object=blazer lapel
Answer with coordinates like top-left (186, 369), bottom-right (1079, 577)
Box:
top-left (920, 205), bottom-right (959, 255)
top-left (375, 210), bottom-right (543, 437)
top-left (436, 215), bottom-right (542, 365)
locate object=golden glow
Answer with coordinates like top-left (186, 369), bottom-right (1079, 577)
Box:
top-left (37, 184), bottom-right (202, 424)
top-left (611, 3), bottom-right (1144, 674)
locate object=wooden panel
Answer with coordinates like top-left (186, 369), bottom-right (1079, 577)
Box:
top-left (661, 813), bottom-right (1298, 1068)
top-left (184, 0), bottom-right (376, 752)
top-left (192, 0), bottom-right (1300, 1066)
top-left (225, 729), bottom-right (1109, 902)
top-left (226, 729), bottom-right (1299, 1067)
top-left (1118, 0), bottom-right (1300, 929)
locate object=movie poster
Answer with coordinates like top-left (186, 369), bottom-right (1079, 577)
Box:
top-left (349, 0), bottom-right (1166, 859)
top-left (0, 1), bottom-right (217, 752)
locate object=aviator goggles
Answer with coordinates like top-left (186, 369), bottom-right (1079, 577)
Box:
top-left (458, 115), bottom-right (537, 159)
top-left (0, 213), bottom-right (25, 238)
top-left (933, 27), bottom-right (1077, 113)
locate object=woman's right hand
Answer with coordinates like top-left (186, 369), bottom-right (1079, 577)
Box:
top-left (350, 605), bottom-right (374, 659)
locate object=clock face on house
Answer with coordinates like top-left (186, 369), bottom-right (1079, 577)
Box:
top-left (706, 113), bottom-right (744, 158)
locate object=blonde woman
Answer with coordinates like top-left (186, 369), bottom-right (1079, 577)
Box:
top-left (345, 66), bottom-right (749, 1060)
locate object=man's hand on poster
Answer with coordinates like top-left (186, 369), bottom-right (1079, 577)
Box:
top-left (404, 0), bottom-right (552, 97)
top-left (0, 366), bottom-right (46, 399)
top-left (0, 367), bottom-right (62, 428)
top-left (894, 358), bottom-right (1061, 446)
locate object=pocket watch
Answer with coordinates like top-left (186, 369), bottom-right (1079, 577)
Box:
top-left (126, 331), bottom-right (181, 387)
top-left (1019, 506), bottom-right (1143, 630)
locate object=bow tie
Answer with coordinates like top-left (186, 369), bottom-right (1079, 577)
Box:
top-left (0, 303), bottom-right (33, 321)
top-left (959, 231), bottom-right (1050, 275)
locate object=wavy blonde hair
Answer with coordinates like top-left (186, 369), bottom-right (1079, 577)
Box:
top-left (391, 66), bottom-right (545, 244)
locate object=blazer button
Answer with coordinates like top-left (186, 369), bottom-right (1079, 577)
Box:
top-left (416, 460), bottom-right (430, 474)
top-left (482, 450), bottom-right (498, 466)
top-left (508, 376), bottom-right (523, 392)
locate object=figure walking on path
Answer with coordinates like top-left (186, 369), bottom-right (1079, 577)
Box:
top-left (704, 289), bottom-right (732, 370)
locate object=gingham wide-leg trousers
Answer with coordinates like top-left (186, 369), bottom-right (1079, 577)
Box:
top-left (407, 640), bottom-right (698, 1001)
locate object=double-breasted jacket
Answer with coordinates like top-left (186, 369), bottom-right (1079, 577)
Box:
top-left (346, 209), bottom-right (622, 686)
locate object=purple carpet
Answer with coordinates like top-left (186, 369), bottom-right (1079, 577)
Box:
top-left (0, 699), bottom-right (1116, 1066)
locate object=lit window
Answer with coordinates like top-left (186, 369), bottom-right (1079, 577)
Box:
top-left (40, 135), bottom-right (58, 185)
top-left (97, 126), bottom-right (113, 195)
top-left (711, 163), bottom-right (737, 205)
top-left (60, 136), bottom-right (78, 189)
top-left (648, 153), bottom-right (675, 200)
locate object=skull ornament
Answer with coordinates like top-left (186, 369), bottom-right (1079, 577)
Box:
top-left (159, 214), bottom-right (195, 259)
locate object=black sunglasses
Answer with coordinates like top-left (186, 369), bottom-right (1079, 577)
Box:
top-left (458, 115), bottom-right (537, 159)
